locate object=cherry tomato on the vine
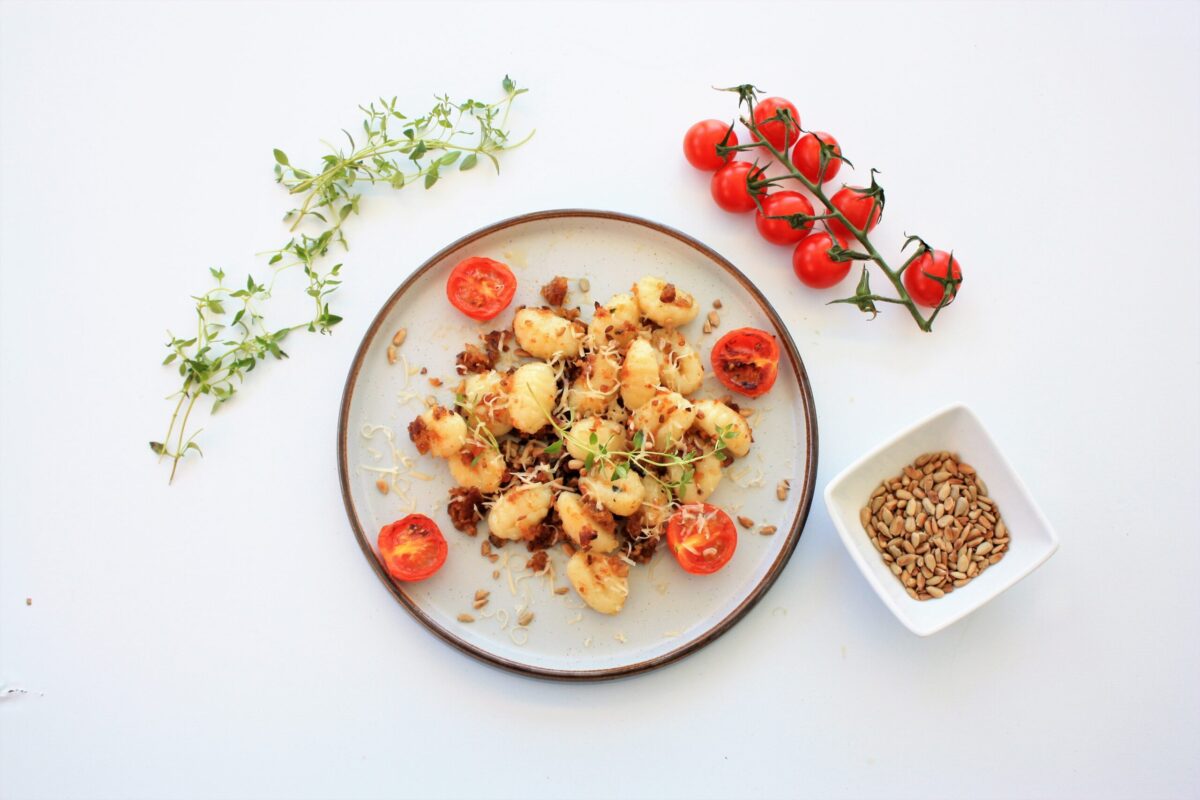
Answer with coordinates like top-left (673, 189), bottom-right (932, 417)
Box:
top-left (710, 161), bottom-right (765, 213)
top-left (828, 186), bottom-right (882, 243)
top-left (792, 131), bottom-right (842, 185)
top-left (792, 232), bottom-right (851, 289)
top-left (377, 514), bottom-right (448, 582)
top-left (904, 250), bottom-right (963, 307)
top-left (751, 97), bottom-right (801, 151)
top-left (666, 504), bottom-right (738, 575)
top-left (755, 191), bottom-right (814, 246)
top-left (683, 119), bottom-right (737, 171)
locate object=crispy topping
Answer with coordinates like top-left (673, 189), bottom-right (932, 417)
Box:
top-left (540, 275), bottom-right (569, 307)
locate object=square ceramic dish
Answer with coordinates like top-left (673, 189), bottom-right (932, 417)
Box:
top-left (824, 403), bottom-right (1058, 636)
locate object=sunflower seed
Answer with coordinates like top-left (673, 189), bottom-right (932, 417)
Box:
top-left (776, 479), bottom-right (790, 501)
top-left (457, 614), bottom-right (475, 623)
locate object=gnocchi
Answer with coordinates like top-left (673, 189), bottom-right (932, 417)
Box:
top-left (407, 272), bottom-right (765, 618)
top-left (565, 350), bottom-right (620, 415)
top-left (632, 276), bottom-right (700, 328)
top-left (566, 551), bottom-right (629, 615)
top-left (503, 361), bottom-right (558, 434)
top-left (653, 329), bottom-right (704, 395)
top-left (629, 390), bottom-right (696, 451)
top-left (447, 445), bottom-right (506, 493)
top-left (566, 416), bottom-right (627, 462)
top-left (487, 484), bottom-right (554, 541)
top-left (408, 405), bottom-right (468, 458)
top-left (459, 370), bottom-right (512, 437)
top-left (692, 399), bottom-right (752, 458)
top-left (619, 338), bottom-right (660, 410)
top-left (513, 307), bottom-right (583, 359)
top-left (555, 491), bottom-right (619, 553)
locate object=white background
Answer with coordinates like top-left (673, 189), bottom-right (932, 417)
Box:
top-left (2, 1), bottom-right (1198, 798)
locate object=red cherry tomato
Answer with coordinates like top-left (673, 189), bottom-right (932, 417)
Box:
top-left (377, 514), bottom-right (448, 582)
top-left (828, 186), bottom-right (882, 243)
top-left (683, 119), bottom-right (738, 171)
top-left (710, 327), bottom-right (780, 397)
top-left (710, 161), bottom-right (765, 213)
top-left (792, 131), bottom-right (841, 185)
top-left (755, 191), bottom-right (814, 246)
top-left (792, 232), bottom-right (851, 289)
top-left (751, 97), bottom-right (801, 151)
top-left (446, 257), bottom-right (517, 321)
top-left (904, 250), bottom-right (963, 307)
top-left (666, 504), bottom-right (738, 575)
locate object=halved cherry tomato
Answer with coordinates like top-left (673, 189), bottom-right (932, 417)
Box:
top-left (792, 232), bottom-right (851, 289)
top-left (755, 190), bottom-right (814, 246)
top-left (377, 514), bottom-right (448, 582)
top-left (683, 119), bottom-right (738, 171)
top-left (710, 161), bottom-right (765, 213)
top-left (711, 327), bottom-right (780, 398)
top-left (446, 257), bottom-right (517, 321)
top-left (666, 503), bottom-right (738, 575)
top-left (751, 97), bottom-right (800, 151)
top-left (828, 186), bottom-right (881, 243)
top-left (792, 131), bottom-right (841, 185)
top-left (904, 250), bottom-right (963, 307)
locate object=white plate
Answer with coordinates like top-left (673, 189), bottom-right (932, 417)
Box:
top-left (338, 210), bottom-right (818, 679)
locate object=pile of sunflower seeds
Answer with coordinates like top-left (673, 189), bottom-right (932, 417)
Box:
top-left (860, 452), bottom-right (1009, 601)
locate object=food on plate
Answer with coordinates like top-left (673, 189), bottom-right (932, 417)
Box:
top-left (860, 452), bottom-right (1009, 601)
top-left (683, 119), bottom-right (738, 171)
top-left (406, 274), bottom-right (760, 615)
top-left (903, 250), bottom-right (963, 308)
top-left (377, 514), bottom-right (449, 581)
top-left (446, 256), bottom-right (518, 321)
top-left (792, 233), bottom-right (851, 290)
top-left (710, 161), bottom-right (765, 213)
top-left (791, 131), bottom-right (841, 185)
top-left (755, 191), bottom-right (815, 246)
top-left (710, 328), bottom-right (780, 398)
top-left (666, 503), bottom-right (738, 575)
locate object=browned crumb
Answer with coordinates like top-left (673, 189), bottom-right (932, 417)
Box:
top-left (540, 275), bottom-right (569, 307)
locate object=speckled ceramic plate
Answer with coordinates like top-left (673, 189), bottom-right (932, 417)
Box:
top-left (338, 210), bottom-right (817, 680)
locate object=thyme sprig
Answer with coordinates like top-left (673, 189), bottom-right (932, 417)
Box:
top-left (153, 77), bottom-right (531, 482)
top-left (716, 84), bottom-right (961, 332)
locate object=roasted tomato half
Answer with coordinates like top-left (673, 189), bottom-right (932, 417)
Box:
top-left (377, 514), bottom-right (448, 582)
top-left (710, 327), bottom-right (780, 398)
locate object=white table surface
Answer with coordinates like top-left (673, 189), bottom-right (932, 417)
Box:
top-left (2, 2), bottom-right (1198, 798)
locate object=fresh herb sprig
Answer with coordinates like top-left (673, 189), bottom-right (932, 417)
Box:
top-left (716, 84), bottom-right (961, 332)
top-left (153, 78), bottom-right (531, 482)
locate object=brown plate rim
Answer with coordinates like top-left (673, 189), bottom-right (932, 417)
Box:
top-left (337, 208), bottom-right (819, 681)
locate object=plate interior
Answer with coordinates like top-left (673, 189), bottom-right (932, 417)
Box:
top-left (341, 211), bottom-right (815, 676)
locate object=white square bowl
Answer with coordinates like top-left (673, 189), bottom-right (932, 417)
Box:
top-left (824, 402), bottom-right (1059, 636)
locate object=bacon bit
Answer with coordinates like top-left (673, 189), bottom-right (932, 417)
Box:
top-left (455, 343), bottom-right (495, 375)
top-left (448, 487), bottom-right (485, 535)
top-left (579, 527), bottom-right (598, 549)
top-left (540, 275), bottom-right (569, 307)
top-left (428, 377), bottom-right (443, 388)
top-left (419, 366), bottom-right (428, 375)
top-left (375, 479), bottom-right (389, 495)
top-left (407, 416), bottom-right (432, 454)
top-left (659, 283), bottom-right (677, 303)
top-left (526, 551), bottom-right (549, 573)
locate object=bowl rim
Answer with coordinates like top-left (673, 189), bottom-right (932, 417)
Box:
top-left (337, 208), bottom-right (821, 679)
top-left (823, 401), bottom-right (1059, 636)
